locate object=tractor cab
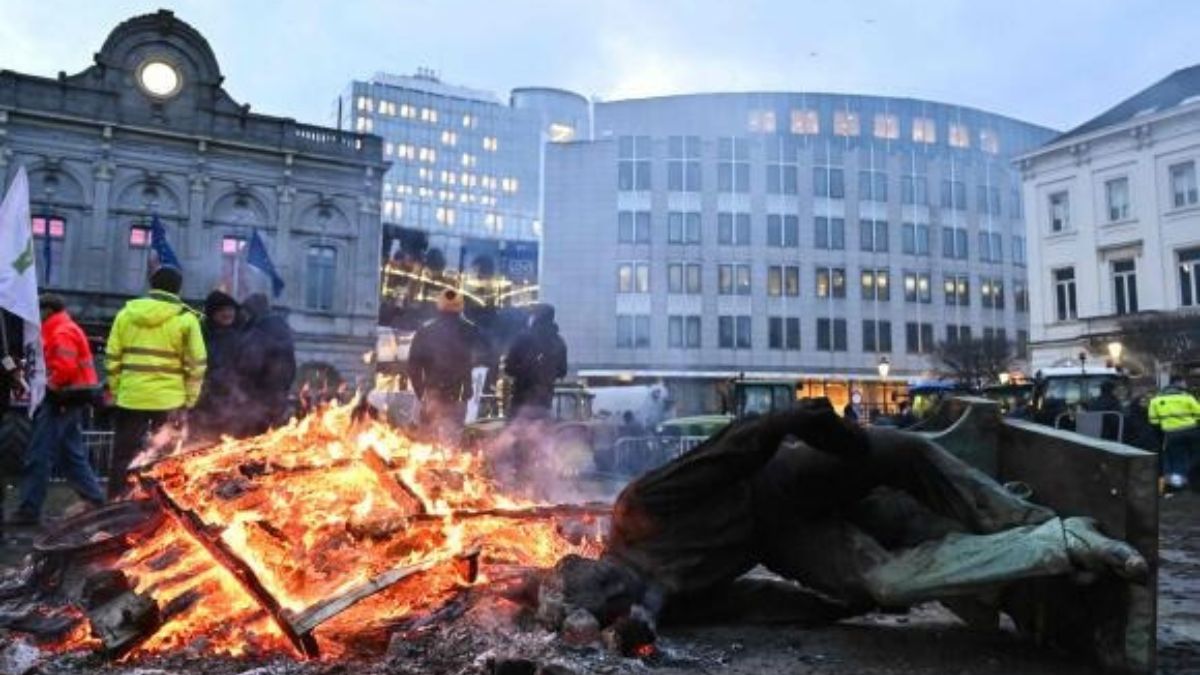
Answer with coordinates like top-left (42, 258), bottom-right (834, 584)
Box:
top-left (1030, 366), bottom-right (1132, 426)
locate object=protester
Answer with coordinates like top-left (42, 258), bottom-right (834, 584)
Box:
top-left (1084, 380), bottom-right (1124, 442)
top-left (233, 293), bottom-right (296, 437)
top-left (1149, 376), bottom-right (1200, 490)
top-left (105, 266), bottom-right (206, 498)
top-left (504, 304), bottom-right (567, 419)
top-left (11, 295), bottom-right (104, 524)
top-left (893, 401), bottom-right (917, 428)
top-left (407, 289), bottom-right (486, 445)
top-left (842, 399), bottom-right (860, 423)
top-left (191, 290), bottom-right (242, 438)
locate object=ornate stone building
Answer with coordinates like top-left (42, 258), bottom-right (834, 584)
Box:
top-left (0, 10), bottom-right (385, 380)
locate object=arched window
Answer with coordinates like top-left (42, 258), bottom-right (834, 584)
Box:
top-left (31, 216), bottom-right (65, 285)
top-left (306, 245), bottom-right (336, 311)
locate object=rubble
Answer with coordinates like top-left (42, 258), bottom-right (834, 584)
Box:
top-left (0, 638), bottom-right (39, 675)
top-left (559, 609), bottom-right (600, 647)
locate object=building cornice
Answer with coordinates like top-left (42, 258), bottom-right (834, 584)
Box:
top-left (1014, 100), bottom-right (1200, 166)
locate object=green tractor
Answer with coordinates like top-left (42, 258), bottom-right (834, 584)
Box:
top-left (656, 378), bottom-right (801, 459)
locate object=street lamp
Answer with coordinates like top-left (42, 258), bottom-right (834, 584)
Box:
top-left (1107, 341), bottom-right (1124, 364)
top-left (877, 357), bottom-right (891, 415)
top-left (1079, 351), bottom-right (1088, 374)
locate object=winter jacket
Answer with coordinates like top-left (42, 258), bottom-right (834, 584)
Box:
top-left (42, 310), bottom-right (98, 391)
top-left (235, 312), bottom-right (297, 405)
top-left (192, 320), bottom-right (243, 418)
top-left (504, 319), bottom-right (567, 411)
top-left (408, 312), bottom-right (486, 402)
top-left (105, 290), bottom-right (207, 411)
top-left (1149, 388), bottom-right (1200, 433)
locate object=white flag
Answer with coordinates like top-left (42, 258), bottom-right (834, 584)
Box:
top-left (0, 166), bottom-right (44, 415)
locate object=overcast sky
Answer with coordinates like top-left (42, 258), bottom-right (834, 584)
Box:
top-left (2, 0), bottom-right (1198, 132)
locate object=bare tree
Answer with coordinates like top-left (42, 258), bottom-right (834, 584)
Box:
top-left (1111, 311), bottom-right (1200, 376)
top-left (929, 336), bottom-right (1014, 389)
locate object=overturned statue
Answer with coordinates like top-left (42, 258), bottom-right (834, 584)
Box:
top-left (545, 404), bottom-right (1152, 663)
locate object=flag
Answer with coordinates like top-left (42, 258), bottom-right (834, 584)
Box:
top-left (149, 213), bottom-right (180, 270)
top-left (0, 166), bottom-right (44, 415)
top-left (246, 229), bottom-right (285, 298)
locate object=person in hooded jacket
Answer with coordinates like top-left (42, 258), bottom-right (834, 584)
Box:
top-left (407, 289), bottom-right (486, 445)
top-left (191, 290), bottom-right (243, 439)
top-left (105, 266), bottom-right (206, 498)
top-left (504, 304), bottom-right (567, 419)
top-left (233, 294), bottom-right (297, 437)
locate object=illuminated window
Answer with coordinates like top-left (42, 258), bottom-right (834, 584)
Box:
top-left (461, 153), bottom-right (475, 167)
top-left (355, 116), bottom-right (373, 132)
top-left (949, 123), bottom-right (970, 148)
top-left (384, 142), bottom-right (394, 157)
top-left (31, 216), bottom-right (65, 284)
top-left (400, 104), bottom-right (416, 118)
top-left (979, 129), bottom-right (999, 154)
top-left (356, 96), bottom-right (373, 112)
top-left (420, 108), bottom-right (438, 123)
top-left (418, 147), bottom-right (437, 163)
top-left (834, 110), bottom-right (860, 136)
top-left (31, 215), bottom-right (65, 239)
top-left (221, 235), bottom-right (246, 256)
top-left (441, 130), bottom-right (458, 146)
top-left (482, 136), bottom-right (499, 152)
top-left (435, 207), bottom-right (456, 225)
top-left (548, 123), bottom-right (575, 142)
top-left (790, 109), bottom-right (819, 134)
top-left (748, 109), bottom-right (776, 133)
top-left (912, 117), bottom-right (936, 143)
top-left (462, 114), bottom-right (476, 128)
top-left (873, 113), bottom-right (899, 140)
top-left (129, 225), bottom-right (150, 248)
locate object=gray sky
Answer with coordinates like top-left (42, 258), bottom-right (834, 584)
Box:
top-left (2, 0), bottom-right (1198, 132)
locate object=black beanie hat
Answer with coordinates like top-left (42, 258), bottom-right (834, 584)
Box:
top-left (204, 289), bottom-right (238, 316)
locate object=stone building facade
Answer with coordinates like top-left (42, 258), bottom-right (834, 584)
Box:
top-left (0, 10), bottom-right (386, 381)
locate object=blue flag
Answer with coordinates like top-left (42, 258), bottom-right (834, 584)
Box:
top-left (246, 229), bottom-right (285, 298)
top-left (149, 213), bottom-right (181, 269)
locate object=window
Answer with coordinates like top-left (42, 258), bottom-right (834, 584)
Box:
top-left (31, 216), bottom-right (65, 284)
top-left (1170, 161), bottom-right (1198, 208)
top-left (718, 212), bottom-right (752, 245)
top-left (667, 211), bottom-right (702, 244)
top-left (901, 175), bottom-right (927, 205)
top-left (979, 129), bottom-right (999, 154)
top-left (941, 226), bottom-right (968, 259)
top-left (814, 216), bottom-right (845, 250)
top-left (766, 140), bottom-right (800, 195)
top-left (833, 111), bottom-right (860, 137)
top-left (667, 136), bottom-right (702, 192)
top-left (873, 114), bottom-right (899, 140)
top-left (718, 137), bottom-right (750, 193)
top-left (1054, 267), bottom-right (1078, 320)
top-left (902, 222), bottom-right (931, 255)
top-left (718, 263), bottom-right (752, 295)
top-left (816, 267), bottom-right (846, 298)
top-left (767, 265), bottom-right (800, 297)
top-left (1016, 330), bottom-right (1029, 358)
top-left (862, 320), bottom-right (893, 353)
top-left (814, 167), bottom-right (845, 198)
top-left (860, 219), bottom-right (889, 252)
top-left (858, 170), bottom-right (888, 202)
top-left (617, 135), bottom-right (652, 191)
top-left (912, 117), bottom-right (936, 143)
top-left (979, 231), bottom-right (1004, 263)
top-left (1014, 281), bottom-right (1029, 312)
top-left (790, 109), bottom-right (819, 134)
top-left (905, 322), bottom-right (934, 354)
top-left (1111, 259), bottom-right (1138, 315)
top-left (769, 317), bottom-right (801, 350)
top-left (668, 315), bottom-right (702, 349)
top-left (941, 180), bottom-right (967, 210)
top-left (1105, 177), bottom-right (1130, 221)
top-left (617, 210), bottom-right (651, 244)
top-left (305, 245), bottom-right (336, 311)
top-left (977, 186), bottom-right (1001, 216)
top-left (860, 269), bottom-right (890, 301)
top-left (1010, 188), bottom-right (1023, 219)
top-left (946, 325), bottom-right (972, 344)
top-left (616, 315), bottom-right (651, 348)
top-left (1012, 235), bottom-right (1026, 266)
top-left (617, 262), bottom-right (650, 294)
top-left (129, 225), bottom-right (150, 248)
top-left (904, 272), bottom-right (932, 303)
top-left (667, 263), bottom-right (702, 295)
top-left (220, 235), bottom-right (247, 290)
top-left (981, 277), bottom-right (1005, 309)
top-left (949, 123), bottom-right (970, 148)
top-left (817, 318), bottom-right (848, 351)
top-left (1178, 248), bottom-right (1200, 307)
top-left (719, 315), bottom-right (752, 349)
top-left (766, 214), bottom-right (799, 247)
top-left (944, 274), bottom-right (970, 306)
top-left (1049, 191), bottom-right (1070, 232)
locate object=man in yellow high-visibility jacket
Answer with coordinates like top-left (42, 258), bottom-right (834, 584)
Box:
top-left (105, 266), bottom-right (206, 497)
top-left (1149, 376), bottom-right (1200, 490)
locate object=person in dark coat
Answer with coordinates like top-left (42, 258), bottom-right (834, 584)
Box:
top-left (191, 291), bottom-right (242, 438)
top-left (504, 304), bottom-right (567, 419)
top-left (233, 294), bottom-right (296, 437)
top-left (407, 289), bottom-right (486, 445)
top-left (0, 310), bottom-right (27, 535)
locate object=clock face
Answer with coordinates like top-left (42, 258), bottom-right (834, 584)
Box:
top-left (137, 60), bottom-right (181, 99)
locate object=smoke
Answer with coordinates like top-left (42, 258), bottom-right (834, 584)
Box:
top-left (481, 414), bottom-right (623, 505)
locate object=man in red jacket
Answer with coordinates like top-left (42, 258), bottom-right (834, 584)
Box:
top-left (11, 295), bottom-right (104, 524)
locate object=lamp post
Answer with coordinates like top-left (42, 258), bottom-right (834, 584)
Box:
top-left (877, 357), bottom-right (891, 415)
top-left (1079, 351), bottom-right (1088, 374)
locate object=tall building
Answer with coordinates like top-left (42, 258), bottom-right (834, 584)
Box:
top-left (542, 93), bottom-right (1056, 414)
top-left (0, 10), bottom-right (386, 381)
top-left (337, 74), bottom-right (588, 331)
top-left (1019, 65), bottom-right (1200, 378)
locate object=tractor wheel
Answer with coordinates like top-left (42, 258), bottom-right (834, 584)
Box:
top-left (0, 407), bottom-right (32, 477)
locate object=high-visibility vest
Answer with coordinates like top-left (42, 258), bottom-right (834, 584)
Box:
top-left (1148, 391), bottom-right (1200, 433)
top-left (105, 290), bottom-right (207, 411)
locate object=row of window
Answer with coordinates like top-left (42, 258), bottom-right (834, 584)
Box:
top-left (619, 211), bottom-right (1025, 262)
top-left (670, 110), bottom-right (999, 150)
top-left (1046, 162), bottom-right (1200, 236)
top-left (615, 260), bottom-right (1028, 310)
top-left (30, 217), bottom-right (337, 312)
top-left (617, 312), bottom-right (1027, 354)
top-left (1050, 248), bottom-right (1200, 321)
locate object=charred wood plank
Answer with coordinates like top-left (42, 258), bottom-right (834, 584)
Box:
top-left (414, 502), bottom-right (612, 522)
top-left (88, 590), bottom-right (160, 657)
top-left (361, 448), bottom-right (428, 515)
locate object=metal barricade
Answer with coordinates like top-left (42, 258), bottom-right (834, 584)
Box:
top-left (1074, 411), bottom-right (1124, 443)
top-left (50, 430), bottom-right (114, 483)
top-left (659, 435), bottom-right (707, 461)
top-left (612, 436), bottom-right (659, 474)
